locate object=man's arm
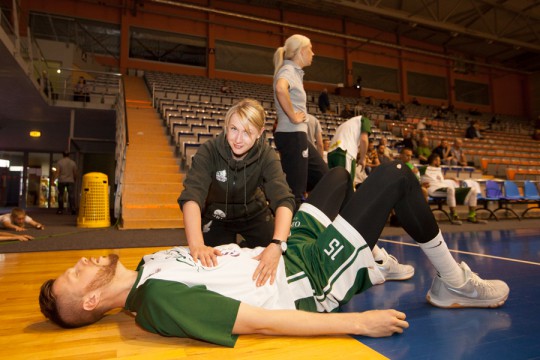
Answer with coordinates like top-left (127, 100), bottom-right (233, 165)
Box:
top-left (26, 217), bottom-right (44, 230)
top-left (1, 219), bottom-right (24, 231)
top-left (232, 303), bottom-right (408, 338)
top-left (0, 232), bottom-right (33, 242)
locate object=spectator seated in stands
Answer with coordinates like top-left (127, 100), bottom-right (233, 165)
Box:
top-left (465, 119), bottom-right (483, 139)
top-left (364, 139), bottom-right (380, 174)
top-left (220, 81), bottom-right (233, 94)
top-left (416, 136), bottom-right (432, 165)
top-left (0, 208), bottom-right (45, 231)
top-left (432, 139), bottom-right (454, 165)
top-left (378, 137), bottom-right (393, 159)
top-left (395, 129), bottom-right (418, 154)
top-left (449, 138), bottom-right (468, 166)
top-left (377, 143), bottom-right (393, 165)
top-left (399, 147), bottom-right (428, 202)
top-left (353, 100), bottom-right (364, 116)
top-left (416, 117), bottom-right (432, 131)
top-left (411, 97), bottom-right (420, 106)
top-left (421, 153), bottom-right (486, 225)
top-left (340, 104), bottom-right (354, 119)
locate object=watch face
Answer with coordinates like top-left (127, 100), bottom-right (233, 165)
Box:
top-left (280, 241), bottom-right (287, 252)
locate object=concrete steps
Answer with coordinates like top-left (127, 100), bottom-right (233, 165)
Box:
top-left (120, 76), bottom-right (184, 230)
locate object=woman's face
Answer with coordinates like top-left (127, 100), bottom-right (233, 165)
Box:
top-left (300, 44), bottom-right (314, 67)
top-left (226, 113), bottom-right (262, 160)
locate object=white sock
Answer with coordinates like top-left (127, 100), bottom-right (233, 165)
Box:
top-left (418, 231), bottom-right (464, 287)
top-left (372, 244), bottom-right (386, 262)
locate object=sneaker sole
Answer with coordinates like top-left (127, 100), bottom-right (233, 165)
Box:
top-left (381, 270), bottom-right (415, 281)
top-left (426, 292), bottom-right (509, 309)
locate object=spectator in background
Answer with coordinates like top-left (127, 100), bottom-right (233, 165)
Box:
top-left (73, 76), bottom-right (89, 102)
top-left (364, 139), bottom-right (380, 174)
top-left (465, 120), bottom-right (483, 139)
top-left (327, 115), bottom-right (371, 183)
top-left (318, 88), bottom-right (330, 113)
top-left (432, 139), bottom-right (454, 165)
top-left (220, 81), bottom-right (233, 94)
top-left (353, 100), bottom-right (364, 116)
top-left (38, 70), bottom-right (54, 98)
top-left (395, 129), bottom-right (418, 154)
top-left (306, 114), bottom-right (324, 156)
top-left (399, 147), bottom-right (428, 202)
top-left (55, 152), bottom-right (78, 215)
top-left (421, 153), bottom-right (485, 225)
top-left (416, 136), bottom-right (432, 165)
top-left (379, 137), bottom-right (393, 159)
top-left (0, 208), bottom-right (44, 231)
top-left (322, 138), bottom-right (331, 163)
top-left (377, 143), bottom-right (393, 165)
top-left (450, 138), bottom-right (468, 166)
top-left (340, 104), bottom-right (354, 119)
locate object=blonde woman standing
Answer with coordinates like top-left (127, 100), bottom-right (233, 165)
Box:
top-left (273, 34), bottom-right (328, 209)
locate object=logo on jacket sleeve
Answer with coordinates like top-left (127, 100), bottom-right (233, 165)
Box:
top-left (216, 169), bottom-right (227, 182)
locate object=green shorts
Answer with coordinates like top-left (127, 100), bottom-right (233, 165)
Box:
top-left (327, 148), bottom-right (357, 182)
top-left (284, 203), bottom-right (385, 312)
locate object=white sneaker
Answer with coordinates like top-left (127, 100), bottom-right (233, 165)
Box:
top-left (376, 248), bottom-right (415, 281)
top-left (426, 262), bottom-right (509, 308)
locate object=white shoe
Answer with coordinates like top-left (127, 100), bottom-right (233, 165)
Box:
top-left (426, 262), bottom-right (509, 308)
top-left (376, 248), bottom-right (415, 281)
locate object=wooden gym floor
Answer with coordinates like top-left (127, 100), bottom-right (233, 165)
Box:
top-left (1, 226), bottom-right (539, 359)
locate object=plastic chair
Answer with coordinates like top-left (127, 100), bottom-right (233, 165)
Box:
top-left (463, 180), bottom-right (498, 221)
top-left (428, 195), bottom-right (455, 223)
top-left (522, 181), bottom-right (540, 218)
top-left (492, 180), bottom-right (522, 220)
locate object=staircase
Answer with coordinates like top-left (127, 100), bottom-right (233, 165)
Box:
top-left (120, 76), bottom-right (184, 229)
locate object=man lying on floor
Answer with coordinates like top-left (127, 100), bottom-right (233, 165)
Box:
top-left (39, 162), bottom-right (509, 347)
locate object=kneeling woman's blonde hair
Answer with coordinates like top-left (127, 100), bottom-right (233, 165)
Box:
top-left (223, 98), bottom-right (266, 135)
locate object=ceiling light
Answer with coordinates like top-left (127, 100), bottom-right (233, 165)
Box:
top-left (29, 130), bottom-right (41, 138)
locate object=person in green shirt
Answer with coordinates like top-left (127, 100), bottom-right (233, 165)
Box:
top-left (39, 163), bottom-right (509, 347)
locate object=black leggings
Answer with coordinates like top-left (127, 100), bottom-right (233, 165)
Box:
top-left (306, 162), bottom-right (439, 249)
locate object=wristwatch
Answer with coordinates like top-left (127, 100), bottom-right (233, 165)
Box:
top-left (270, 239), bottom-right (287, 253)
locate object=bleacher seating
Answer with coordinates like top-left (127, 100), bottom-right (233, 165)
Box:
top-left (144, 71), bottom-right (539, 188)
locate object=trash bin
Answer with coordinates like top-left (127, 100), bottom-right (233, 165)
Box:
top-left (77, 172), bottom-right (111, 228)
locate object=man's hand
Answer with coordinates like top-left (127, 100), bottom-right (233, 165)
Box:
top-left (189, 244), bottom-right (222, 267)
top-left (351, 309), bottom-right (409, 337)
top-left (15, 234), bottom-right (33, 242)
top-left (14, 225), bottom-right (25, 232)
top-left (252, 244), bottom-right (282, 287)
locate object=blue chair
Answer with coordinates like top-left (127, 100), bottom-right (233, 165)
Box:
top-left (465, 180), bottom-right (498, 221)
top-left (428, 195), bottom-right (455, 223)
top-left (522, 181), bottom-right (540, 218)
top-left (493, 180), bottom-right (522, 220)
top-left (476, 180), bottom-right (502, 221)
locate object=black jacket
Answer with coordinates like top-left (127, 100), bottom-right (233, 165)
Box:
top-left (178, 132), bottom-right (295, 221)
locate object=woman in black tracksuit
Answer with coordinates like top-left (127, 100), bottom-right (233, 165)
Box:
top-left (178, 98), bottom-right (296, 287)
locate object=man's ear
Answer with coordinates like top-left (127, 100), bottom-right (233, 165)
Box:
top-left (82, 292), bottom-right (101, 311)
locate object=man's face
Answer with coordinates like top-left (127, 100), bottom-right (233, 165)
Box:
top-left (400, 150), bottom-right (413, 163)
top-left (11, 214), bottom-right (25, 226)
top-left (53, 255), bottom-right (119, 298)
